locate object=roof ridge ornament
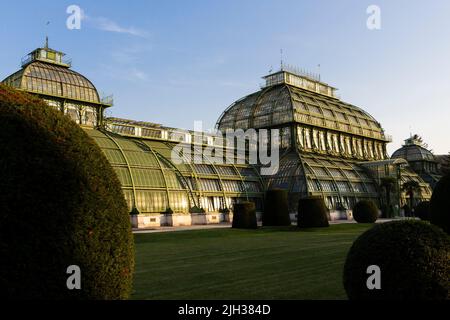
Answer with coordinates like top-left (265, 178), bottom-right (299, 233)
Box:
top-left (45, 21), bottom-right (50, 48)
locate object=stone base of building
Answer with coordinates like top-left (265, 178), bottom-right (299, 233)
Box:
top-left (131, 210), bottom-right (356, 228)
top-left (329, 210), bottom-right (353, 221)
top-left (290, 210), bottom-right (354, 223)
top-left (131, 212), bottom-right (235, 228)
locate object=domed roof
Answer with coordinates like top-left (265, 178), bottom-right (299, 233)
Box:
top-left (2, 47), bottom-right (100, 104)
top-left (216, 71), bottom-right (387, 142)
top-left (392, 135), bottom-right (436, 162)
top-left (3, 61), bottom-right (100, 104)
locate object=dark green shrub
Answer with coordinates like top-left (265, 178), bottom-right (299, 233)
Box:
top-left (165, 207), bottom-right (174, 214)
top-left (189, 206), bottom-right (205, 214)
top-left (415, 201), bottom-right (431, 221)
top-left (0, 86), bottom-right (134, 299)
top-left (219, 207), bottom-right (230, 214)
top-left (297, 196), bottom-right (329, 228)
top-left (263, 189), bottom-right (291, 226)
top-left (430, 174), bottom-right (450, 234)
top-left (343, 220), bottom-right (450, 300)
top-left (352, 200), bottom-right (379, 223)
top-left (130, 207), bottom-right (140, 215)
top-left (232, 202), bottom-right (257, 229)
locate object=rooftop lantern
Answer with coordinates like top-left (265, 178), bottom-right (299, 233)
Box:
top-left (262, 65), bottom-right (338, 98)
top-left (21, 37), bottom-right (71, 68)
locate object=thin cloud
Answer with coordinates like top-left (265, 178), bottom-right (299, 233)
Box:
top-left (100, 64), bottom-right (149, 83)
top-left (82, 12), bottom-right (149, 38)
top-left (130, 68), bottom-right (149, 81)
top-left (95, 17), bottom-right (149, 38)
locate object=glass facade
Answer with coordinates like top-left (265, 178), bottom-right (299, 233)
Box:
top-left (84, 129), bottom-right (264, 214)
top-left (3, 61), bottom-right (100, 103)
top-left (216, 69), bottom-right (431, 212)
top-left (2, 46), bottom-right (436, 219)
top-left (2, 48), bottom-right (108, 129)
top-left (392, 135), bottom-right (442, 189)
top-left (217, 79), bottom-right (390, 145)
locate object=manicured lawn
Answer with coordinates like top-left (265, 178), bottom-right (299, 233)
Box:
top-left (132, 224), bottom-right (372, 300)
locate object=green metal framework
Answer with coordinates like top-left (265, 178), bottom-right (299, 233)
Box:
top-left (2, 45), bottom-right (435, 216)
top-left (84, 129), bottom-right (264, 214)
top-left (215, 70), bottom-right (431, 212)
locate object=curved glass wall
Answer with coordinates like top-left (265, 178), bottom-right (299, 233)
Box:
top-left (2, 58), bottom-right (107, 128)
top-left (217, 83), bottom-right (389, 144)
top-left (266, 150), bottom-right (379, 212)
top-left (392, 145), bottom-right (436, 162)
top-left (3, 61), bottom-right (100, 103)
top-left (85, 129), bottom-right (264, 214)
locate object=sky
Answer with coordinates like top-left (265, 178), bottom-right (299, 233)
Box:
top-left (0, 0), bottom-right (449, 154)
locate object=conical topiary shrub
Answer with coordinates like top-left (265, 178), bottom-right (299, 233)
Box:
top-left (232, 202), bottom-right (257, 229)
top-left (297, 196), bottom-right (329, 228)
top-left (263, 189), bottom-right (291, 226)
top-left (0, 85), bottom-right (134, 299)
top-left (352, 200), bottom-right (379, 223)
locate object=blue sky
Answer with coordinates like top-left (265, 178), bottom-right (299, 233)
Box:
top-left (1, 0), bottom-right (449, 154)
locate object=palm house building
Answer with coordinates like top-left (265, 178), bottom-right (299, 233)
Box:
top-left (391, 135), bottom-right (443, 190)
top-left (1, 43), bottom-right (434, 227)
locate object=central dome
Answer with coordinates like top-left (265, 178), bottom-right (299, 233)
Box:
top-left (216, 70), bottom-right (387, 142)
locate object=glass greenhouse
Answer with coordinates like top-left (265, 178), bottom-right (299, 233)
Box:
top-left (2, 44), bottom-right (434, 226)
top-left (216, 68), bottom-right (432, 215)
top-left (392, 135), bottom-right (442, 189)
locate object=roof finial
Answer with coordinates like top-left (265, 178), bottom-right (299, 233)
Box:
top-left (45, 21), bottom-right (50, 48)
top-left (280, 49), bottom-right (284, 71)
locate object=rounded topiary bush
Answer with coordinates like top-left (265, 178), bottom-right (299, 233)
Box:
top-left (297, 196), bottom-right (329, 228)
top-left (352, 200), bottom-right (379, 223)
top-left (430, 174), bottom-right (450, 234)
top-left (263, 189), bottom-right (291, 226)
top-left (343, 220), bottom-right (450, 300)
top-left (415, 201), bottom-right (431, 221)
top-left (0, 85), bottom-right (134, 299)
top-left (232, 202), bottom-right (257, 229)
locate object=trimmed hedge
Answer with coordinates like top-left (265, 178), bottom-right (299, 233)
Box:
top-left (0, 85), bottom-right (134, 299)
top-left (263, 189), bottom-right (291, 226)
top-left (297, 196), bottom-right (329, 228)
top-left (352, 200), bottom-right (378, 223)
top-left (343, 220), bottom-right (450, 300)
top-left (430, 174), bottom-right (450, 234)
top-left (232, 202), bottom-right (257, 229)
top-left (189, 206), bottom-right (205, 214)
top-left (415, 201), bottom-right (431, 221)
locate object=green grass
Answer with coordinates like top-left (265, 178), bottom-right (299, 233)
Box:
top-left (132, 224), bottom-right (372, 300)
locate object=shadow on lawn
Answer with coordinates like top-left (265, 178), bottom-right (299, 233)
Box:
top-left (238, 223), bottom-right (372, 234)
